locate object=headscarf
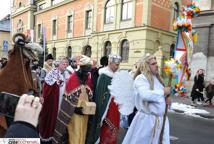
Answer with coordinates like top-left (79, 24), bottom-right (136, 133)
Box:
top-left (79, 55), bottom-right (91, 66)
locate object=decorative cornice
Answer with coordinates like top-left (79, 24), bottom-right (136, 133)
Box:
top-left (34, 0), bottom-right (74, 15)
top-left (199, 10), bottom-right (214, 16)
top-left (92, 25), bottom-right (176, 37)
top-left (12, 5), bottom-right (36, 18)
top-left (45, 25), bottom-right (176, 43)
top-left (35, 0), bottom-right (45, 3)
top-left (193, 24), bottom-right (213, 28)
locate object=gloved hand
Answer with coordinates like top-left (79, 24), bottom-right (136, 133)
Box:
top-left (74, 107), bottom-right (83, 115)
top-left (14, 94), bottom-right (42, 127)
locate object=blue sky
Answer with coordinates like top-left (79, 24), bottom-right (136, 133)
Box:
top-left (0, 1), bottom-right (11, 20)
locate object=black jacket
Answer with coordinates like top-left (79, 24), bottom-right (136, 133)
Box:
top-left (5, 121), bottom-right (39, 138)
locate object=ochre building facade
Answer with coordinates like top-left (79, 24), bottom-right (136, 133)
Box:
top-left (11, 0), bottom-right (189, 69)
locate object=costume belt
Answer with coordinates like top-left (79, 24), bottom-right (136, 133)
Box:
top-left (139, 109), bottom-right (160, 143)
top-left (104, 118), bottom-right (118, 133)
top-left (139, 109), bottom-right (157, 116)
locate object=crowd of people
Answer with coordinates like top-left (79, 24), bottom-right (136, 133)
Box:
top-left (0, 52), bottom-right (214, 144)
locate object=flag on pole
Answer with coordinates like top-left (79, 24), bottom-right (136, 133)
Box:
top-left (26, 29), bottom-right (34, 42)
top-left (42, 26), bottom-right (46, 49)
top-left (42, 26), bottom-right (46, 63)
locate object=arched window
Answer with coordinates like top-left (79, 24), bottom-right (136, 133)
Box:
top-left (154, 40), bottom-right (160, 52)
top-left (120, 39), bottom-right (129, 62)
top-left (170, 44), bottom-right (175, 58)
top-left (83, 45), bottom-right (92, 57)
top-left (67, 46), bottom-right (72, 57)
top-left (105, 0), bottom-right (115, 23)
top-left (17, 19), bottom-right (24, 33)
top-left (19, 2), bottom-right (22, 8)
top-left (53, 47), bottom-right (56, 59)
top-left (173, 2), bottom-right (179, 20)
top-left (121, 0), bottom-right (133, 20)
top-left (104, 41), bottom-right (112, 56)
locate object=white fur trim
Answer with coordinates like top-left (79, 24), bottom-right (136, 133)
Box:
top-left (39, 134), bottom-right (53, 142)
top-left (25, 43), bottom-right (44, 54)
top-left (100, 96), bottom-right (113, 125)
top-left (95, 138), bottom-right (100, 144)
top-left (98, 67), bottom-right (114, 78)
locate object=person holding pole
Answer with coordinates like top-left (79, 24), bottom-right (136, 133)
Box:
top-left (122, 54), bottom-right (171, 144)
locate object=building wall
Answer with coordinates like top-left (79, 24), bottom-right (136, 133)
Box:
top-left (0, 31), bottom-right (11, 58)
top-left (11, 0), bottom-right (190, 69)
top-left (12, 0), bottom-right (36, 37)
top-left (46, 26), bottom-right (176, 69)
top-left (35, 0), bottom-right (94, 41)
top-left (14, 0), bottom-right (29, 7)
top-left (191, 10), bottom-right (214, 80)
top-left (151, 0), bottom-right (171, 31)
top-left (12, 12), bottom-right (29, 34)
top-left (134, 0), bottom-right (143, 27)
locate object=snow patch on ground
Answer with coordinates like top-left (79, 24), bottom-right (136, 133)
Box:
top-left (171, 102), bottom-right (210, 116)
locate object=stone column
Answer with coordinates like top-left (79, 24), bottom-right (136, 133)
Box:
top-left (154, 46), bottom-right (164, 75)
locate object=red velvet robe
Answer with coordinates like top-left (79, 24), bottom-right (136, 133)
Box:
top-left (39, 82), bottom-right (59, 141)
top-left (100, 98), bottom-right (120, 144)
top-left (65, 73), bottom-right (93, 94)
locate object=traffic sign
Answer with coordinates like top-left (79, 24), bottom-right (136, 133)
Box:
top-left (3, 40), bottom-right (8, 51)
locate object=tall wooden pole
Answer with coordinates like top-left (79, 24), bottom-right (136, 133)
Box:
top-left (159, 73), bottom-right (173, 144)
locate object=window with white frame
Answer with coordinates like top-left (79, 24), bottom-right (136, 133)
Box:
top-left (121, 0), bottom-right (132, 20)
top-left (104, 41), bottom-right (112, 56)
top-left (85, 10), bottom-right (92, 29)
top-left (17, 19), bottom-right (24, 33)
top-left (51, 0), bottom-right (62, 6)
top-left (120, 39), bottom-right (129, 62)
top-left (51, 0), bottom-right (56, 6)
top-left (170, 44), bottom-right (175, 58)
top-left (105, 0), bottom-right (115, 24)
top-left (83, 45), bottom-right (92, 57)
top-left (52, 19), bottom-right (57, 36)
top-left (19, 2), bottom-right (22, 8)
top-left (173, 2), bottom-right (179, 20)
top-left (53, 47), bottom-right (56, 59)
top-left (67, 15), bottom-right (73, 33)
top-left (67, 46), bottom-right (72, 57)
top-left (38, 3), bottom-right (45, 11)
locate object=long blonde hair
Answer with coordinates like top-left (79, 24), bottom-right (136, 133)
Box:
top-left (133, 54), bottom-right (164, 90)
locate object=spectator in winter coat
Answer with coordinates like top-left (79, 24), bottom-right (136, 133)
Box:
top-left (190, 69), bottom-right (205, 106)
top-left (40, 54), bottom-right (54, 84)
top-left (205, 78), bottom-right (214, 106)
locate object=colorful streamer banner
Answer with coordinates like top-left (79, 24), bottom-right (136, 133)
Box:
top-left (165, 0), bottom-right (200, 96)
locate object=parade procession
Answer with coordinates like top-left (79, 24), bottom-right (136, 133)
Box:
top-left (0, 0), bottom-right (214, 144)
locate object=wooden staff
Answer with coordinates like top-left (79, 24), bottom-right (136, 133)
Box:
top-left (159, 73), bottom-right (173, 144)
